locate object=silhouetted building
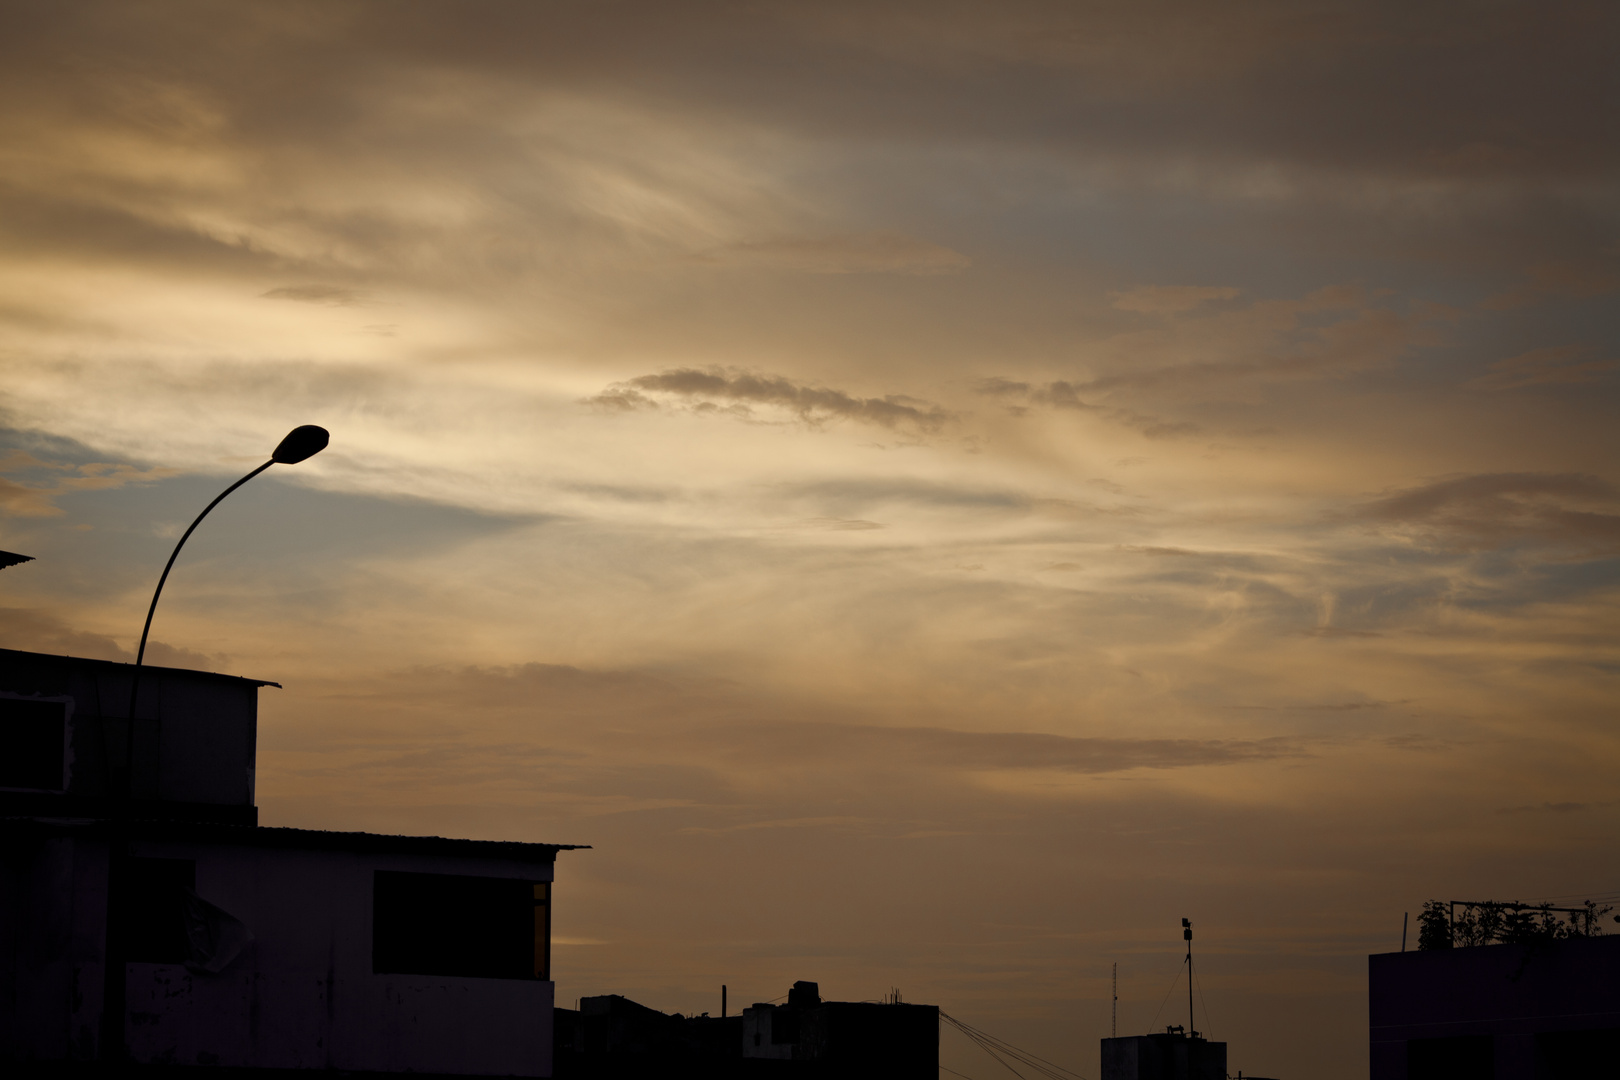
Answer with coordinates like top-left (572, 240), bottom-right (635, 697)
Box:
top-left (1101, 1029), bottom-right (1227, 1080)
top-left (555, 981), bottom-right (937, 1079)
top-left (554, 994), bottom-right (743, 1078)
top-left (0, 648), bottom-right (582, 1076)
top-left (1369, 935), bottom-right (1620, 1079)
top-left (0, 648), bottom-right (267, 824)
top-left (744, 981), bottom-right (938, 1078)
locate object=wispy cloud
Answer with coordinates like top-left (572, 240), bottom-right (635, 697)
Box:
top-left (701, 231), bottom-right (970, 275)
top-left (973, 378), bottom-right (1199, 439)
top-left (0, 477), bottom-right (60, 518)
top-left (1108, 285), bottom-right (1240, 314)
top-left (261, 284), bottom-right (368, 306)
top-left (0, 450), bottom-right (176, 517)
top-left (1468, 344), bottom-right (1619, 390)
top-left (0, 607), bottom-right (130, 660)
top-left (1358, 472), bottom-right (1620, 556)
top-left (1496, 801), bottom-right (1610, 815)
top-left (584, 368), bottom-right (954, 433)
top-left (736, 722), bottom-right (1306, 775)
top-left (1481, 262), bottom-right (1620, 311)
top-left (798, 517), bottom-right (885, 531)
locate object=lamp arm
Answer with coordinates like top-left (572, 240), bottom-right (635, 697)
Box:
top-left (128, 459), bottom-right (274, 720)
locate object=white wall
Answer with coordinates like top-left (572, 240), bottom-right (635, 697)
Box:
top-left (123, 838), bottom-right (556, 1076)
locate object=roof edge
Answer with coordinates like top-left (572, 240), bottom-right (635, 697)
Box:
top-left (0, 647), bottom-right (281, 688)
top-left (1, 817), bottom-right (590, 860)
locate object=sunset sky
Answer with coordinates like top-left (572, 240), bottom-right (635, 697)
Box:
top-left (2, 2), bottom-right (1618, 1075)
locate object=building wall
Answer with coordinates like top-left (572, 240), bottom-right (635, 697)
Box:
top-left (801, 1002), bottom-right (938, 1079)
top-left (742, 1005), bottom-right (795, 1061)
top-left (1100, 1034), bottom-right (1226, 1080)
top-left (149, 676), bottom-right (257, 807)
top-left (1, 829), bottom-right (557, 1077)
top-left (741, 1000), bottom-right (937, 1077)
top-left (0, 830), bottom-right (110, 1062)
top-left (124, 837), bottom-right (555, 1075)
top-left (0, 650), bottom-right (261, 819)
top-left (1369, 936), bottom-right (1620, 1080)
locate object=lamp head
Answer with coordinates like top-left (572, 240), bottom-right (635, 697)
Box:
top-left (272, 425), bottom-right (330, 464)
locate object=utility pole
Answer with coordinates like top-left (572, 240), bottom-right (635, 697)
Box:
top-left (1111, 962), bottom-right (1117, 1037)
top-left (1183, 918), bottom-right (1194, 1037)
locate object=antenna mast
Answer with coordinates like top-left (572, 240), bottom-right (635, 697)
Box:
top-left (1112, 961), bottom-right (1117, 1037)
top-left (1183, 918), bottom-right (1194, 1038)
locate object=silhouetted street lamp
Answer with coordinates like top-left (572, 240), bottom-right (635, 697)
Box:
top-left (122, 424), bottom-right (330, 784)
top-left (102, 425), bottom-right (328, 1064)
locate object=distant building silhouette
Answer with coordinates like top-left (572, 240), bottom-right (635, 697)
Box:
top-left (1370, 933), bottom-right (1620, 1079)
top-left (1101, 1028), bottom-right (1226, 1080)
top-left (0, 648), bottom-right (583, 1076)
top-left (554, 993), bottom-right (743, 1077)
top-left (555, 980), bottom-right (938, 1079)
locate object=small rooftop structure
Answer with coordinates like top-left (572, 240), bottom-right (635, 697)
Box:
top-left (1101, 1029), bottom-right (1227, 1080)
top-left (0, 646), bottom-right (274, 824)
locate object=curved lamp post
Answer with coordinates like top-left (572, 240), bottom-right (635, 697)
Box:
top-left (103, 425), bottom-right (328, 1065)
top-left (123, 424), bottom-right (330, 776)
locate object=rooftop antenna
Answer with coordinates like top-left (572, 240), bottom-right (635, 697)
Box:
top-left (1112, 961), bottom-right (1118, 1037)
top-left (1183, 918), bottom-right (1194, 1039)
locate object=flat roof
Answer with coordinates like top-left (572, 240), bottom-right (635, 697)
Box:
top-left (0, 647), bottom-right (282, 689)
top-left (2, 817), bottom-right (589, 862)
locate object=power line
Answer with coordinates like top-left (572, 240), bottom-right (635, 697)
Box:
top-left (1144, 961), bottom-right (1184, 1035)
top-left (941, 1015), bottom-right (1032, 1080)
top-left (1193, 967), bottom-right (1216, 1039)
top-left (939, 1011), bottom-right (1089, 1080)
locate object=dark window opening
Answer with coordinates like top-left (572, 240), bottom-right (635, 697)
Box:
top-left (123, 858), bottom-right (196, 964)
top-left (0, 698), bottom-right (66, 790)
top-left (373, 870), bottom-right (549, 980)
top-left (1409, 1035), bottom-right (1493, 1080)
top-left (1536, 1030), bottom-right (1610, 1077)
